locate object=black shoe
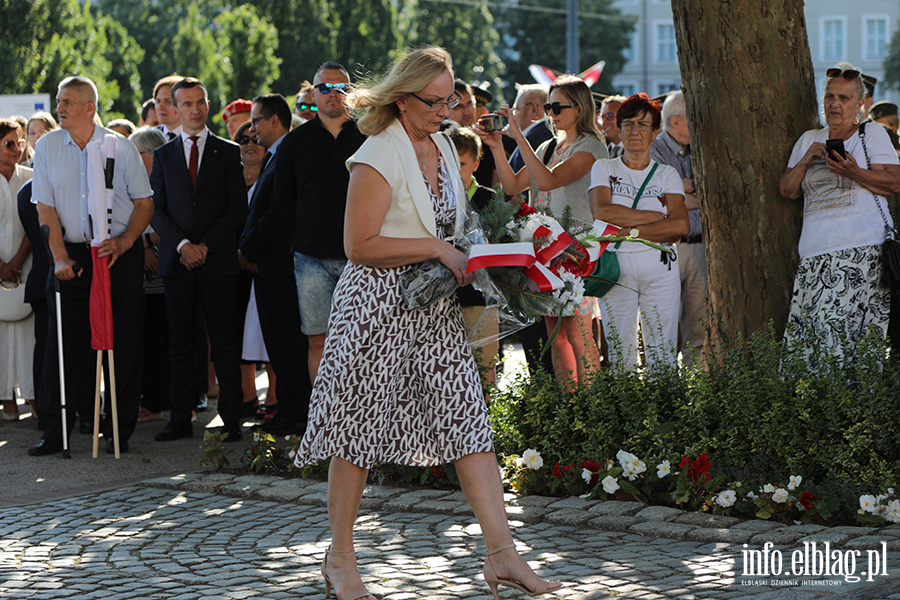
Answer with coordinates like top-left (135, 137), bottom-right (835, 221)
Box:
top-left (80, 421), bottom-right (93, 434)
top-left (195, 394), bottom-right (209, 412)
top-left (262, 415), bottom-right (306, 436)
top-left (28, 439), bottom-right (63, 456)
top-left (219, 422), bottom-right (243, 443)
top-left (241, 397), bottom-right (260, 418)
top-left (106, 438), bottom-right (129, 454)
top-left (154, 421), bottom-right (193, 441)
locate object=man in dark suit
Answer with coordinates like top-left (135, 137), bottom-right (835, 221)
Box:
top-left (238, 93), bottom-right (312, 436)
top-left (149, 77), bottom-right (248, 442)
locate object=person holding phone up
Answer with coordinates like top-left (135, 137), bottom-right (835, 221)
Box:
top-left (779, 66), bottom-right (900, 367)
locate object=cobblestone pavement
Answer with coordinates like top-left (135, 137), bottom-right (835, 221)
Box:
top-left (4, 474), bottom-right (900, 599)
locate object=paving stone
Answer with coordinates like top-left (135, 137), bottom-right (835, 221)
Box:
top-left (179, 474), bottom-right (237, 493)
top-left (730, 520), bottom-right (788, 532)
top-left (506, 495), bottom-right (559, 508)
top-left (414, 500), bottom-right (465, 514)
top-left (382, 490), bottom-right (452, 512)
top-left (294, 492), bottom-right (328, 507)
top-left (254, 483), bottom-right (310, 503)
top-left (675, 513), bottom-right (742, 529)
top-left (633, 506), bottom-right (685, 523)
top-left (545, 497), bottom-right (599, 511)
top-left (687, 528), bottom-right (757, 544)
top-left (543, 509), bottom-right (593, 527)
top-left (842, 536), bottom-right (900, 551)
top-left (140, 473), bottom-right (208, 490)
top-left (502, 505), bottom-right (549, 523)
top-left (587, 501), bottom-right (648, 517)
top-left (629, 522), bottom-right (697, 540)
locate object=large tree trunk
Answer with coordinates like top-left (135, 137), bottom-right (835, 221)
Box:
top-left (671, 0), bottom-right (820, 353)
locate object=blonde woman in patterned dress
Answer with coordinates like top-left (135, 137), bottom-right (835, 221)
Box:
top-left (293, 47), bottom-right (562, 600)
top-left (479, 75), bottom-right (608, 386)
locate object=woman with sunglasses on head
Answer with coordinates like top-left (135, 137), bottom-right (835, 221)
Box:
top-left (293, 46), bottom-right (563, 600)
top-left (479, 74), bottom-right (608, 386)
top-left (0, 118), bottom-right (35, 420)
top-left (588, 93), bottom-right (689, 371)
top-left (779, 65), bottom-right (900, 367)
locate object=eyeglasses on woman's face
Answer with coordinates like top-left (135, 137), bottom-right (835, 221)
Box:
top-left (410, 92), bottom-right (460, 112)
top-left (543, 102), bottom-right (577, 116)
top-left (619, 120), bottom-right (653, 133)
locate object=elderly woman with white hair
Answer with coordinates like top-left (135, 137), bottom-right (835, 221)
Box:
top-left (779, 66), bottom-right (900, 366)
top-left (293, 47), bottom-right (562, 600)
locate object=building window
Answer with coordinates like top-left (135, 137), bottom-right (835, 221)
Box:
top-left (657, 82), bottom-right (679, 97)
top-left (864, 17), bottom-right (889, 60)
top-left (623, 31), bottom-right (638, 63)
top-left (822, 18), bottom-right (845, 61)
top-left (617, 83), bottom-right (636, 97)
top-left (657, 23), bottom-right (677, 63)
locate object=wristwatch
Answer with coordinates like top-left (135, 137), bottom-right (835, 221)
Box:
top-left (629, 227), bottom-right (640, 238)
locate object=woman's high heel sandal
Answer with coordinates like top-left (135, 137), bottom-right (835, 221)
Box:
top-left (483, 544), bottom-right (557, 599)
top-left (321, 545), bottom-right (374, 600)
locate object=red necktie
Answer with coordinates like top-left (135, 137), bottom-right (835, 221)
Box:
top-left (189, 135), bottom-right (199, 188)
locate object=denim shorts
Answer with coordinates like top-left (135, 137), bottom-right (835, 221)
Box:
top-left (293, 252), bottom-right (348, 335)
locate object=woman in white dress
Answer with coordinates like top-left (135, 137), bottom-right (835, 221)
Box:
top-left (293, 47), bottom-right (562, 600)
top-left (0, 119), bottom-right (35, 419)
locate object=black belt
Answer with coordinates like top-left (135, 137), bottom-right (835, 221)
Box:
top-left (680, 235), bottom-right (703, 244)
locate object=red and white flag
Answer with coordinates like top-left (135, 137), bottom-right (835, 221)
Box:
top-left (86, 135), bottom-right (117, 350)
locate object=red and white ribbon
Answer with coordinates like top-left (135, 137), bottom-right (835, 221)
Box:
top-left (466, 242), bottom-right (535, 273)
top-left (584, 220), bottom-right (620, 263)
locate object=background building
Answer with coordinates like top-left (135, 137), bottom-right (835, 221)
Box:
top-left (611, 0), bottom-right (898, 106)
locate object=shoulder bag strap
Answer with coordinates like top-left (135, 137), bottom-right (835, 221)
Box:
top-left (614, 162), bottom-right (660, 250)
top-left (858, 123), bottom-right (895, 240)
top-left (541, 138), bottom-right (558, 166)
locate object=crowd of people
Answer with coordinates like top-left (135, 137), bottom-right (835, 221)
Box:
top-left (0, 42), bottom-right (898, 600)
top-left (0, 54), bottom-right (898, 449)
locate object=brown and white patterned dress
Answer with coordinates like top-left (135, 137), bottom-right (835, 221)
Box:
top-left (293, 156), bottom-right (494, 470)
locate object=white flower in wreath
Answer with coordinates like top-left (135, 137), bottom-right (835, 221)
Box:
top-left (762, 483), bottom-right (776, 494)
top-left (601, 476), bottom-right (619, 494)
top-left (616, 450), bottom-right (646, 481)
top-left (787, 475), bottom-right (802, 491)
top-left (522, 449), bottom-right (543, 470)
top-left (656, 460), bottom-right (671, 478)
top-left (772, 488), bottom-right (790, 504)
top-left (715, 490), bottom-right (737, 508)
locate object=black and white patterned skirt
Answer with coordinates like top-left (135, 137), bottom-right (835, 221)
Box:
top-left (785, 245), bottom-right (890, 367)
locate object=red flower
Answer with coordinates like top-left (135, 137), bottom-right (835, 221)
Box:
top-left (517, 200), bottom-right (537, 217)
top-left (562, 464), bottom-right (572, 473)
top-left (800, 492), bottom-right (816, 511)
top-left (552, 462), bottom-right (562, 478)
top-left (680, 454), bottom-right (711, 484)
top-left (581, 460), bottom-right (600, 472)
top-left (549, 240), bottom-right (593, 278)
top-left (432, 466), bottom-right (446, 478)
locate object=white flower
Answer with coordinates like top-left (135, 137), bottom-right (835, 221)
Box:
top-left (715, 490), bottom-right (737, 508)
top-left (288, 449), bottom-right (296, 460)
top-left (578, 492), bottom-right (592, 499)
top-left (522, 449), bottom-right (543, 471)
top-left (616, 450), bottom-right (647, 481)
top-left (581, 468), bottom-right (592, 484)
top-left (788, 475), bottom-right (802, 491)
top-left (602, 476), bottom-right (620, 494)
top-left (772, 489), bottom-right (789, 504)
top-left (762, 483), bottom-right (776, 494)
top-left (505, 220), bottom-right (518, 232)
top-left (656, 460), bottom-right (671, 478)
top-left (746, 491), bottom-right (758, 500)
top-left (874, 504), bottom-right (889, 518)
top-left (513, 457), bottom-right (524, 468)
top-left (886, 500), bottom-right (900, 523)
top-left (889, 488), bottom-right (895, 496)
top-left (860, 494), bottom-right (878, 513)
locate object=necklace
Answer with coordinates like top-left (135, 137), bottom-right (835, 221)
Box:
top-left (414, 140), bottom-right (433, 173)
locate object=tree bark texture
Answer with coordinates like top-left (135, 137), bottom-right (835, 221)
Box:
top-left (671, 0), bottom-right (821, 352)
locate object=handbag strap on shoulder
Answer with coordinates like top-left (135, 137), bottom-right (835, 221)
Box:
top-left (857, 123), bottom-right (895, 240)
top-left (614, 162), bottom-right (660, 250)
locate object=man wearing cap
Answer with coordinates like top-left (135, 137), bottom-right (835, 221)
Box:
top-left (868, 101), bottom-right (900, 155)
top-left (470, 84), bottom-right (492, 121)
top-left (223, 99), bottom-right (253, 140)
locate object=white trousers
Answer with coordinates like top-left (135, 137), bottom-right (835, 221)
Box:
top-left (676, 241), bottom-right (708, 366)
top-left (600, 249), bottom-right (680, 371)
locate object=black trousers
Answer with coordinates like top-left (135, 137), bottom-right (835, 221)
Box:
top-left (254, 275), bottom-right (312, 423)
top-left (163, 269), bottom-right (242, 426)
top-left (38, 242), bottom-right (144, 444)
top-left (30, 299), bottom-right (48, 430)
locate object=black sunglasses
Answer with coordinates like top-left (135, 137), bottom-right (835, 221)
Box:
top-left (826, 68), bottom-right (861, 81)
top-left (314, 82), bottom-right (349, 95)
top-left (296, 102), bottom-right (318, 113)
top-left (236, 135), bottom-right (258, 146)
top-left (544, 102), bottom-right (577, 116)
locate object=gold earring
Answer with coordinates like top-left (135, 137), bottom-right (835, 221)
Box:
top-left (854, 116), bottom-right (860, 124)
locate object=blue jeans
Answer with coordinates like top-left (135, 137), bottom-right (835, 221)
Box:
top-left (293, 252), bottom-right (348, 335)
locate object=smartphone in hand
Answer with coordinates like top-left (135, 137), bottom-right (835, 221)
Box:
top-left (825, 138), bottom-right (846, 160)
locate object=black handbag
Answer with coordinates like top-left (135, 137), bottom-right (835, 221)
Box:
top-left (858, 123), bottom-right (900, 289)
